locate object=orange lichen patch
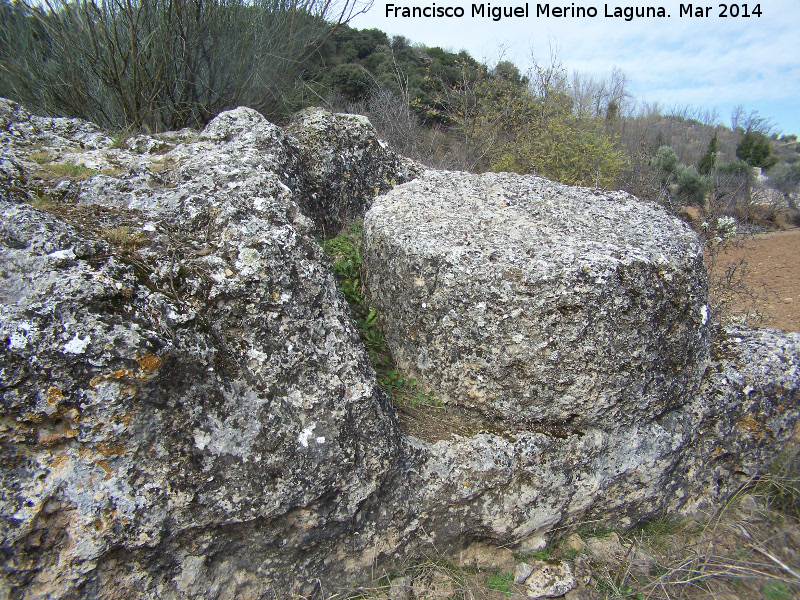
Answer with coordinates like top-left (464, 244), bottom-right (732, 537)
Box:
top-left (90, 368), bottom-right (135, 387)
top-left (21, 412), bottom-right (45, 424)
top-left (734, 413), bottom-right (770, 439)
top-left (97, 442), bottom-right (126, 456)
top-left (136, 353), bottom-right (162, 373)
top-left (50, 454), bottom-right (70, 469)
top-left (120, 384), bottom-right (138, 399)
top-left (46, 386), bottom-right (64, 405)
top-left (95, 459), bottom-right (113, 480)
top-left (113, 412), bottom-right (133, 426)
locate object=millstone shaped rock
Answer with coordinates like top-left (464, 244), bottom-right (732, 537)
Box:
top-left (363, 171), bottom-right (709, 429)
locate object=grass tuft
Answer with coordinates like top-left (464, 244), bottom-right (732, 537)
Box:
top-left (484, 570), bottom-right (514, 596)
top-left (321, 221), bottom-right (443, 408)
top-left (101, 226), bottom-right (148, 251)
top-left (37, 162), bottom-right (98, 180)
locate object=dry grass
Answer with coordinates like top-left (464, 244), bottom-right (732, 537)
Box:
top-left (330, 558), bottom-right (526, 600)
top-left (575, 447), bottom-right (800, 600)
top-left (101, 226), bottom-right (149, 251)
top-left (35, 162), bottom-right (98, 180)
top-left (325, 447), bottom-right (800, 600)
top-left (28, 150), bottom-right (54, 164)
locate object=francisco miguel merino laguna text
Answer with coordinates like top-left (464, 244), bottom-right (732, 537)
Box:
top-left (386, 3), bottom-right (674, 20)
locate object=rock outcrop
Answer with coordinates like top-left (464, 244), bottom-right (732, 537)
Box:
top-left (1, 98), bottom-right (798, 599)
top-left (287, 107), bottom-right (420, 237)
top-left (0, 100), bottom-right (404, 598)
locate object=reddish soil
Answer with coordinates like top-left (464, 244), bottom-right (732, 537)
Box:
top-left (712, 228), bottom-right (800, 333)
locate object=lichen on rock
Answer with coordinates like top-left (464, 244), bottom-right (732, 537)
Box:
top-left (0, 97), bottom-right (798, 599)
top-left (362, 170), bottom-right (710, 429)
top-left (0, 100), bottom-right (404, 598)
top-left (287, 107), bottom-right (421, 237)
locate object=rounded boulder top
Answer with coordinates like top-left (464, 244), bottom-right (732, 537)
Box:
top-left (363, 170), bottom-right (710, 430)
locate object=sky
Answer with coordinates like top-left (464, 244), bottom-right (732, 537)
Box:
top-left (350, 0), bottom-right (800, 135)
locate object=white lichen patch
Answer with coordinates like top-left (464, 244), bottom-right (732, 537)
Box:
top-left (8, 320), bottom-right (36, 350)
top-left (194, 429), bottom-right (212, 451)
top-left (47, 247), bottom-right (76, 263)
top-left (63, 333), bottom-right (91, 354)
top-left (298, 423), bottom-right (316, 448)
top-left (234, 247), bottom-right (261, 277)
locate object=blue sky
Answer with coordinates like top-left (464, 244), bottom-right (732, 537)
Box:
top-left (350, 0), bottom-right (800, 135)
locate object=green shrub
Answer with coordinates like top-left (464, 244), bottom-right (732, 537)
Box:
top-left (675, 164), bottom-right (709, 204)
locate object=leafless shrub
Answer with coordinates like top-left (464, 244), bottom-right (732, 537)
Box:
top-left (1, 0), bottom-right (371, 131)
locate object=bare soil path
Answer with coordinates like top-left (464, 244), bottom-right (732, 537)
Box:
top-left (715, 228), bottom-right (800, 333)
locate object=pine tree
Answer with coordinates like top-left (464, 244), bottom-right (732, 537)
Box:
top-left (698, 134), bottom-right (718, 175)
top-left (736, 131), bottom-right (778, 170)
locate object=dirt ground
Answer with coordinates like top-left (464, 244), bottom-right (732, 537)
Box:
top-left (711, 227), bottom-right (800, 333)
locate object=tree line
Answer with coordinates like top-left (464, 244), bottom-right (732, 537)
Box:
top-left (2, 5), bottom-right (798, 219)
top-left (0, 0), bottom-right (369, 131)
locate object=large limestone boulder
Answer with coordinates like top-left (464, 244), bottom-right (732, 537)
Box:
top-left (0, 103), bottom-right (402, 598)
top-left (363, 170), bottom-right (709, 429)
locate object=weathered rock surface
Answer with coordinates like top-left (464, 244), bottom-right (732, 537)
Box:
top-left (344, 324), bottom-right (799, 575)
top-left (1, 98), bottom-right (799, 599)
top-left (356, 169), bottom-right (799, 562)
top-left (287, 107), bottom-right (420, 236)
top-left (0, 100), bottom-right (404, 598)
top-left (520, 560), bottom-right (575, 599)
top-left (672, 326), bottom-right (800, 509)
top-left (363, 170), bottom-right (709, 429)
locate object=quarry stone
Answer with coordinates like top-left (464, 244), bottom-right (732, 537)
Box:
top-left (522, 560), bottom-right (575, 598)
top-left (363, 170), bottom-right (710, 429)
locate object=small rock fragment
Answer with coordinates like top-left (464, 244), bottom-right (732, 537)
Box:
top-left (523, 560), bottom-right (575, 599)
top-left (515, 562), bottom-right (534, 584)
top-left (563, 533), bottom-right (586, 554)
top-left (585, 533), bottom-right (627, 565)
